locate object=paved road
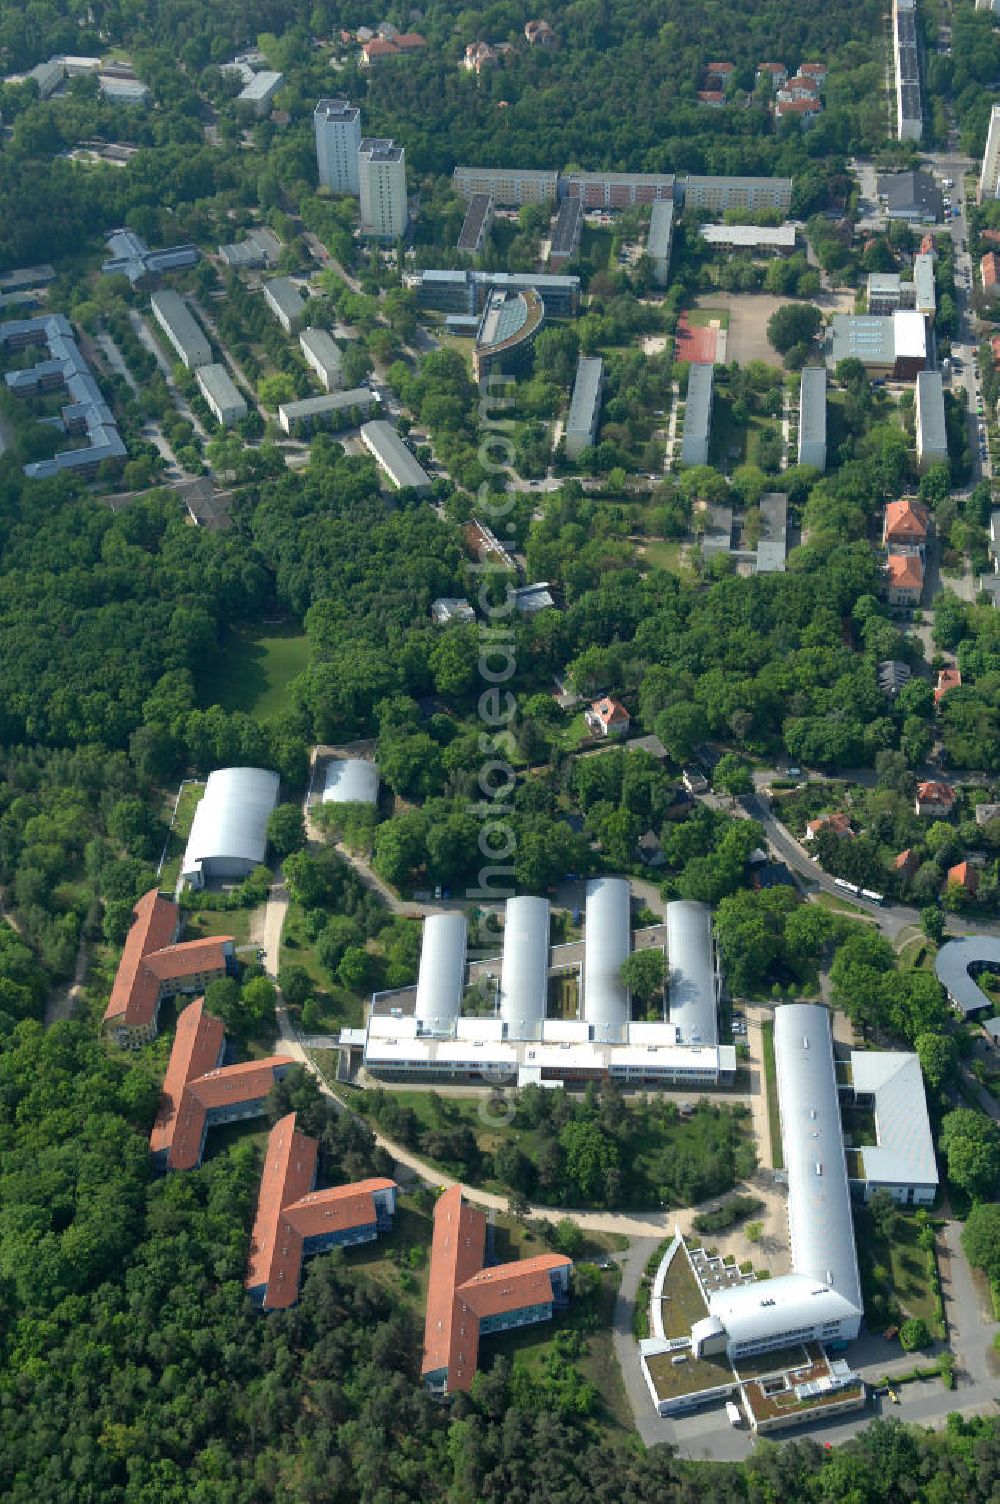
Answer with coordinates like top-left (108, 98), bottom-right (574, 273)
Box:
top-left (611, 1238), bottom-right (663, 1445)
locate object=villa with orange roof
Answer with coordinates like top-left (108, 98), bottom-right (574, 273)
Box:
top-left (804, 812), bottom-right (853, 842)
top-left (947, 861), bottom-right (978, 896)
top-left (103, 888), bottom-right (234, 1047)
top-left (935, 666), bottom-right (962, 703)
top-left (915, 780), bottom-right (956, 818)
top-left (150, 998), bottom-right (295, 1170)
top-left (422, 1186), bottom-right (572, 1394)
top-left (585, 696), bottom-right (630, 738)
top-left (883, 498), bottom-right (930, 550)
top-left (884, 552), bottom-right (924, 605)
top-left (246, 1113), bottom-right (397, 1310)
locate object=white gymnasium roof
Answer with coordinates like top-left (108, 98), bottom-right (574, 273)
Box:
top-left (322, 758), bottom-right (379, 805)
top-left (413, 913), bottom-right (467, 1035)
top-left (182, 767), bottom-right (279, 882)
top-left (850, 1050), bottom-right (938, 1189)
top-left (499, 896), bottom-right (551, 1040)
top-left (666, 900), bottom-right (717, 1046)
top-left (583, 877), bottom-right (630, 1043)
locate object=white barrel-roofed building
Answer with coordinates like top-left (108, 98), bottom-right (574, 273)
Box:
top-left (414, 913), bottom-right (468, 1036)
top-left (665, 900), bottom-right (718, 1046)
top-left (499, 896), bottom-right (551, 1040)
top-left (181, 768), bottom-right (280, 889)
top-left (583, 877), bottom-right (630, 1043)
top-left (322, 758), bottom-right (379, 805)
top-left (694, 1003), bottom-right (863, 1360)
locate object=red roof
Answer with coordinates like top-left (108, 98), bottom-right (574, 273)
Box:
top-left (150, 1000), bottom-right (294, 1170)
top-left (992, 335), bottom-right (1000, 365)
top-left (982, 228), bottom-right (1000, 247)
top-left (421, 1188), bottom-right (571, 1391)
top-left (916, 780), bottom-right (956, 807)
top-left (697, 90), bottom-right (724, 103)
top-left (935, 667), bottom-right (962, 702)
top-left (757, 62), bottom-right (786, 73)
top-left (708, 61), bottom-right (735, 71)
top-left (777, 97), bottom-right (820, 116)
top-left (948, 861), bottom-right (978, 893)
top-left (590, 696), bottom-right (630, 727)
top-left (798, 62), bottom-right (827, 76)
top-left (103, 887), bottom-right (232, 1034)
top-left (885, 498), bottom-right (930, 544)
top-left (886, 553), bottom-right (924, 591)
top-left (894, 848), bottom-right (918, 873)
top-left (982, 253), bottom-right (999, 289)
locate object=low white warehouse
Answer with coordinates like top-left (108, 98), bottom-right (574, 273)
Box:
top-left (182, 767), bottom-right (280, 889)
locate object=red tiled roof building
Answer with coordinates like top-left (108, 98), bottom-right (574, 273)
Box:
top-left (422, 1186), bottom-right (572, 1394)
top-left (883, 497), bottom-right (930, 547)
top-left (246, 1113), bottom-right (397, 1309)
top-left (935, 666), bottom-right (962, 703)
top-left (103, 888), bottom-right (234, 1047)
top-left (947, 861), bottom-right (978, 895)
top-left (150, 998), bottom-right (295, 1170)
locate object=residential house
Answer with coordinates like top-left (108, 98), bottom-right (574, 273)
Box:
top-left (983, 253), bottom-right (1000, 295)
top-left (637, 831), bottom-right (666, 867)
top-left (804, 813), bottom-right (853, 841)
top-left (884, 551), bottom-right (924, 605)
top-left (935, 666), bottom-right (962, 702)
top-left (246, 1113), bottom-right (397, 1309)
top-left (877, 659), bottom-right (911, 697)
top-left (361, 32), bottom-right (426, 63)
top-left (894, 848), bottom-right (919, 879)
top-left (915, 780), bottom-right (956, 817)
top-left (103, 888), bottom-right (234, 1047)
top-left (883, 497), bottom-right (930, 550)
top-left (524, 19), bottom-right (556, 45)
top-left (975, 802), bottom-right (1000, 826)
top-left (756, 62), bottom-right (788, 88)
top-left (463, 41), bottom-right (498, 72)
top-left (585, 697), bottom-right (630, 738)
top-left (947, 861), bottom-right (979, 896)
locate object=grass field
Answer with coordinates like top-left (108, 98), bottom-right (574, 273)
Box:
top-left (760, 1018), bottom-right (783, 1170)
top-left (642, 539), bottom-right (684, 573)
top-left (688, 307), bottom-right (730, 330)
top-left (855, 1205), bottom-right (942, 1335)
top-left (158, 780), bottom-right (204, 892)
top-left (182, 906), bottom-right (254, 947)
top-left (281, 900), bottom-right (365, 1030)
top-left (199, 623), bottom-right (310, 720)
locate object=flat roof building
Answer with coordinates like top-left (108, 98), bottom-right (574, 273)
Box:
top-left (196, 362), bottom-right (247, 427)
top-left (263, 277), bottom-right (307, 334)
top-left (151, 289), bottom-right (211, 370)
top-left (314, 96), bottom-right (362, 195)
top-left (647, 200), bottom-right (674, 287)
top-left (915, 369), bottom-right (947, 471)
top-left (878, 170), bottom-right (941, 222)
top-left (99, 74), bottom-right (149, 104)
top-left (457, 193), bottom-right (494, 254)
top-left (359, 137), bottom-right (408, 240)
top-left (892, 0), bottom-right (922, 141)
top-left (828, 310), bottom-right (926, 378)
top-left (238, 69), bottom-right (283, 116)
top-left (683, 176), bottom-right (792, 213)
top-left (181, 768), bottom-right (280, 889)
top-left (981, 103), bottom-right (1000, 200)
top-left (549, 196), bottom-right (582, 268)
top-left (322, 758), bottom-right (379, 805)
top-left (798, 365), bottom-right (827, 471)
top-left (913, 253), bottom-right (936, 319)
top-left (102, 228), bottom-right (198, 284)
top-left (700, 224), bottom-right (795, 251)
top-left (246, 1113), bottom-right (396, 1309)
top-left (278, 388), bottom-right (377, 436)
top-left (299, 326), bottom-right (342, 390)
top-left (584, 877), bottom-right (630, 1044)
top-left (410, 267), bottom-right (579, 319)
top-left (757, 492), bottom-right (788, 573)
top-left (562, 169), bottom-right (675, 207)
top-left (453, 165), bottom-right (558, 206)
top-left (680, 362), bottom-right (714, 467)
top-left (102, 888), bottom-right (234, 1047)
top-left (564, 356), bottom-right (603, 460)
top-left (935, 936), bottom-right (1000, 1031)
top-left (473, 287), bottom-right (544, 382)
top-left (359, 418), bottom-right (431, 491)
top-left (150, 998), bottom-right (294, 1170)
top-left (218, 225), bottom-right (282, 270)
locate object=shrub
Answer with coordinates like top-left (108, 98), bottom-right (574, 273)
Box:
top-left (899, 1316), bottom-right (932, 1351)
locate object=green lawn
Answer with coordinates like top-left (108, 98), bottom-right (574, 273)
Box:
top-left (158, 780), bottom-right (204, 892)
top-left (182, 906), bottom-right (254, 947)
top-left (688, 307), bottom-right (730, 330)
top-left (760, 1017), bottom-right (783, 1170)
top-left (855, 1204), bottom-right (943, 1336)
top-left (280, 900), bottom-right (365, 1030)
top-left (559, 712), bottom-right (593, 749)
top-left (642, 539), bottom-right (683, 573)
top-left (199, 623), bottom-right (310, 720)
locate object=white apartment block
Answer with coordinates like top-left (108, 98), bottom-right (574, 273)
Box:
top-left (683, 175), bottom-right (793, 213)
top-left (453, 165), bottom-right (559, 206)
top-left (196, 363), bottom-right (247, 427)
top-left (981, 104), bottom-right (1000, 201)
top-left (314, 97), bottom-right (361, 195)
top-left (915, 370), bottom-right (948, 471)
top-left (359, 138), bottom-right (408, 239)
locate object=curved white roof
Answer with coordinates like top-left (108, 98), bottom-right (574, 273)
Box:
top-left (322, 758), bottom-right (379, 805)
top-left (499, 896), bottom-right (550, 1040)
top-left (414, 913), bottom-right (467, 1036)
top-left (666, 900), bottom-right (717, 1046)
top-left (583, 878), bottom-right (630, 1043)
top-left (182, 768), bottom-right (279, 881)
top-left (708, 1004), bottom-right (862, 1347)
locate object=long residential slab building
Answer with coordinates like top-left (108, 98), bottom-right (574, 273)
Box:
top-left (798, 366), bottom-right (827, 471)
top-left (151, 289), bottom-right (211, 369)
top-left (341, 886), bottom-right (735, 1087)
top-left (893, 0), bottom-right (922, 141)
top-left (360, 418), bottom-right (432, 492)
top-left (451, 165), bottom-right (790, 214)
top-left (680, 362), bottom-right (714, 467)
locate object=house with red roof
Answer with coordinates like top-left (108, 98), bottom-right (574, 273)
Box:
top-left (982, 252), bottom-right (1000, 293)
top-left (935, 666), bottom-right (962, 703)
top-left (883, 497), bottom-right (930, 550)
top-left (103, 888), bottom-right (234, 1047)
top-left (361, 31), bottom-right (426, 63)
top-left (915, 780), bottom-right (956, 818)
top-left (149, 998), bottom-right (295, 1170)
top-left (804, 812), bottom-right (853, 842)
top-left (947, 861), bottom-right (978, 896)
top-left (775, 97), bottom-right (821, 124)
top-left (697, 90), bottom-right (725, 106)
top-left (884, 552), bottom-right (924, 605)
top-left (421, 1186), bottom-right (572, 1394)
top-left (798, 62), bottom-right (828, 85)
top-left (756, 62), bottom-right (788, 88)
top-left (894, 848), bottom-right (919, 879)
top-left (585, 696), bottom-right (630, 738)
top-left (246, 1113), bottom-right (397, 1310)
